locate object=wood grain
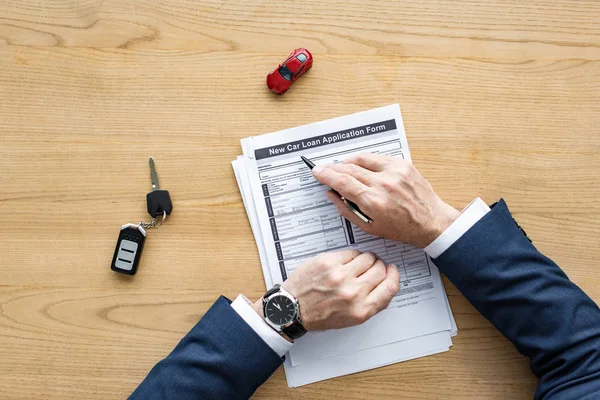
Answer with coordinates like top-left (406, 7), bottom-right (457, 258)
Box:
top-left (0, 1), bottom-right (599, 399)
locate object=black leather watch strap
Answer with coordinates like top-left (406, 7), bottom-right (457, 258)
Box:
top-left (282, 320), bottom-right (307, 339)
top-left (263, 284), bottom-right (281, 299)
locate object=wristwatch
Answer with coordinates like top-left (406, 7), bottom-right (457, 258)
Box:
top-left (261, 284), bottom-right (307, 340)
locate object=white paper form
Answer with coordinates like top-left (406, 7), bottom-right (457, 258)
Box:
top-left (234, 157), bottom-right (456, 334)
top-left (234, 156), bottom-right (453, 387)
top-left (233, 157), bottom-right (271, 284)
top-left (234, 156), bottom-right (456, 338)
top-left (284, 331), bottom-right (451, 387)
top-left (239, 105), bottom-right (454, 366)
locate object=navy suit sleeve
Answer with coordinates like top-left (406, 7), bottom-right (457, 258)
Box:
top-left (129, 296), bottom-right (283, 400)
top-left (434, 199), bottom-right (600, 399)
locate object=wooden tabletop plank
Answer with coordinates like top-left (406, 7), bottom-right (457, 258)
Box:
top-left (1, 1), bottom-right (599, 59)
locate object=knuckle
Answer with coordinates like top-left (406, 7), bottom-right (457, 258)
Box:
top-left (313, 254), bottom-right (328, 267)
top-left (364, 252), bottom-right (377, 265)
top-left (345, 163), bottom-right (357, 176)
top-left (398, 166), bottom-right (410, 178)
top-left (329, 271), bottom-right (344, 286)
top-left (354, 187), bottom-right (370, 204)
top-left (366, 306), bottom-right (377, 319)
top-left (341, 249), bottom-right (360, 261)
top-left (338, 174), bottom-right (352, 191)
top-left (362, 192), bottom-right (376, 208)
top-left (356, 153), bottom-right (369, 164)
top-left (354, 307), bottom-right (372, 324)
top-left (375, 265), bottom-right (387, 282)
top-left (373, 298), bottom-right (389, 313)
top-left (339, 286), bottom-right (358, 302)
top-left (381, 179), bottom-right (396, 191)
top-left (385, 279), bottom-right (400, 297)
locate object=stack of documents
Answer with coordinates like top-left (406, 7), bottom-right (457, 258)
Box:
top-left (232, 104), bottom-right (457, 387)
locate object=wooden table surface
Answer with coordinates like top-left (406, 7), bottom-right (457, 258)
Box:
top-left (1, 1), bottom-right (599, 399)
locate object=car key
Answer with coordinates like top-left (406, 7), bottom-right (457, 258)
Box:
top-left (146, 157), bottom-right (173, 218)
top-left (111, 158), bottom-right (172, 275)
top-left (111, 224), bottom-right (146, 275)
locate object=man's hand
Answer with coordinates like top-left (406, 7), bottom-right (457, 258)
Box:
top-left (312, 153), bottom-right (460, 248)
top-left (254, 250), bottom-right (400, 331)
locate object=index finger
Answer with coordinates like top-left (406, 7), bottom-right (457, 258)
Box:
top-left (344, 153), bottom-right (392, 172)
top-left (313, 165), bottom-right (369, 202)
top-left (313, 249), bottom-right (361, 266)
top-left (327, 163), bottom-right (378, 186)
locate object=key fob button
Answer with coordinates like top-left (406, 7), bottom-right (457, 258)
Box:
top-left (114, 240), bottom-right (138, 271)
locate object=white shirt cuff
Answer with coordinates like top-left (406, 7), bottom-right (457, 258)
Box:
top-left (230, 294), bottom-right (293, 357)
top-left (423, 197), bottom-right (491, 259)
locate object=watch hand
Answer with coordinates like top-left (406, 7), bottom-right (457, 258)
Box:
top-left (273, 302), bottom-right (282, 311)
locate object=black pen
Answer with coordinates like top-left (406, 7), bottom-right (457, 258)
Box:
top-left (301, 155), bottom-right (373, 224)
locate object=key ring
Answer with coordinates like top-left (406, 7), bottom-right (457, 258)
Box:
top-left (139, 210), bottom-right (167, 229)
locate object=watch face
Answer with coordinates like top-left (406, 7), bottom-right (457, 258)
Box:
top-left (265, 295), bottom-right (296, 326)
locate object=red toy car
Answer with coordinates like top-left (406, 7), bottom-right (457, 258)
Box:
top-left (266, 48), bottom-right (313, 95)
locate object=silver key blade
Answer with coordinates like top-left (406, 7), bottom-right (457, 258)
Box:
top-left (149, 157), bottom-right (160, 190)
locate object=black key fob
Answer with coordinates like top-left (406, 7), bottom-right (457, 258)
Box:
top-left (147, 190), bottom-right (173, 218)
top-left (111, 224), bottom-right (146, 275)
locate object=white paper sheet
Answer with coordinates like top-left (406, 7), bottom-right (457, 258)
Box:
top-left (234, 157), bottom-right (454, 385)
top-left (232, 105), bottom-right (457, 386)
top-left (284, 331), bottom-right (451, 387)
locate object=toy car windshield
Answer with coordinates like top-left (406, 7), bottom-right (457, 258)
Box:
top-left (278, 65), bottom-right (293, 81)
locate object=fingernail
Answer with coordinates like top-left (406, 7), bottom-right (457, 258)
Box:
top-left (312, 165), bottom-right (324, 175)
